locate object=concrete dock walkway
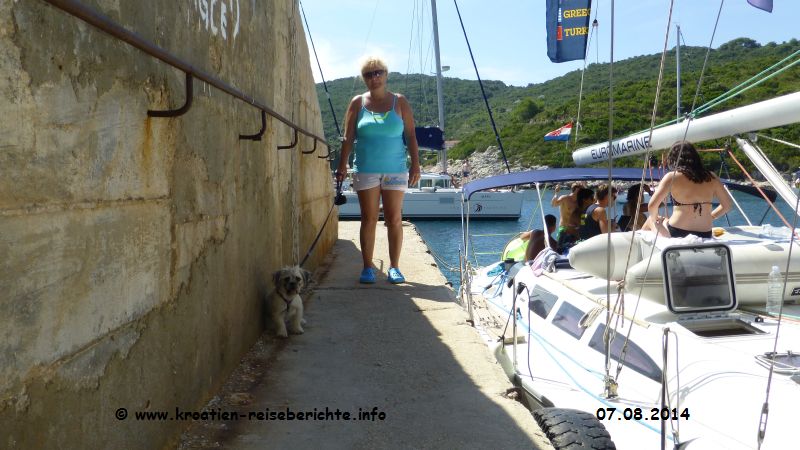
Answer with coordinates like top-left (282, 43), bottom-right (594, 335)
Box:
top-left (180, 221), bottom-right (553, 449)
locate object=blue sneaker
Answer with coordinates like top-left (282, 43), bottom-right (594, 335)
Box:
top-left (388, 267), bottom-right (405, 284)
top-left (359, 267), bottom-right (376, 284)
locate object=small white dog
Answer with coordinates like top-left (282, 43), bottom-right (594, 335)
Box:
top-left (270, 266), bottom-right (311, 338)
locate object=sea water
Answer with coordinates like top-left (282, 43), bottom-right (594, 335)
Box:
top-left (413, 189), bottom-right (798, 292)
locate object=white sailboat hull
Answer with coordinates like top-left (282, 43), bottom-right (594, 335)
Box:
top-left (470, 242), bottom-right (800, 450)
top-left (338, 188), bottom-right (523, 220)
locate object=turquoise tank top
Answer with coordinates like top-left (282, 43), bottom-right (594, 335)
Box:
top-left (353, 94), bottom-right (407, 173)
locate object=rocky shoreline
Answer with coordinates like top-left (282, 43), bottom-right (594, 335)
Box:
top-left (423, 146), bottom-right (548, 186)
top-left (424, 146), bottom-right (643, 190)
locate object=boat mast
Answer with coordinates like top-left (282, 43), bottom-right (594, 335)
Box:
top-left (431, 0), bottom-right (447, 173)
top-left (676, 24), bottom-right (681, 120)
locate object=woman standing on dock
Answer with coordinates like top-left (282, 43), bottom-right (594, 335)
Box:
top-left (335, 56), bottom-right (421, 284)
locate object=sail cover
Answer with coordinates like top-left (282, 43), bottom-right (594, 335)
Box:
top-left (546, 0), bottom-right (591, 63)
top-left (415, 126), bottom-right (445, 151)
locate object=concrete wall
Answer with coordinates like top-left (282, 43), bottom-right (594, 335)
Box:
top-left (0, 1), bottom-right (335, 448)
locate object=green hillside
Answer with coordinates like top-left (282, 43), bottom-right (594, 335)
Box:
top-left (316, 38), bottom-right (800, 176)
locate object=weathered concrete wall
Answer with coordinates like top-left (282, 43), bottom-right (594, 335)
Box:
top-left (0, 1), bottom-right (335, 448)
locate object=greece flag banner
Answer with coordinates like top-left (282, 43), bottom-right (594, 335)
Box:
top-left (546, 0), bottom-right (591, 63)
top-left (544, 122), bottom-right (573, 141)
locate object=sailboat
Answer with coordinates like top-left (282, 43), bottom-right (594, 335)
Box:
top-left (458, 3), bottom-right (800, 449)
top-left (337, 0), bottom-right (523, 220)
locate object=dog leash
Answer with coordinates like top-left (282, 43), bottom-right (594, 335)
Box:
top-left (299, 179), bottom-right (346, 268)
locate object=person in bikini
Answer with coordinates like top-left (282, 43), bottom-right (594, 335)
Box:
top-left (647, 141), bottom-right (733, 239)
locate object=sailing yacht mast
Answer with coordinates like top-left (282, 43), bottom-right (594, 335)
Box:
top-left (430, 0), bottom-right (447, 173)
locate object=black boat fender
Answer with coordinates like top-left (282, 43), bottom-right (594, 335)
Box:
top-left (532, 408), bottom-right (616, 450)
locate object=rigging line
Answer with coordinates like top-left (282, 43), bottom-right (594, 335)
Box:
top-left (594, 0), bottom-right (600, 65)
top-left (615, 0), bottom-right (676, 309)
top-left (613, 0), bottom-right (675, 317)
top-left (685, 0), bottom-right (724, 118)
top-left (423, 5), bottom-right (434, 125)
top-left (408, 0), bottom-right (436, 127)
top-left (693, 49), bottom-right (800, 116)
top-left (299, 1), bottom-right (342, 138)
top-left (404, 0), bottom-right (417, 101)
top-left (350, 0), bottom-right (383, 98)
top-left (628, 50), bottom-right (800, 135)
top-left (695, 57), bottom-right (800, 116)
top-left (453, 0), bottom-right (511, 174)
top-left (758, 189), bottom-right (800, 449)
top-left (405, 0), bottom-right (428, 126)
top-left (646, 0), bottom-right (725, 296)
top-left (757, 134), bottom-right (800, 150)
top-left (715, 146), bottom-right (748, 226)
top-left (421, 9), bottom-right (438, 127)
top-left (726, 147), bottom-right (791, 228)
top-left (602, 0), bottom-right (616, 395)
top-left (574, 5), bottom-right (599, 146)
top-left (645, 0), bottom-right (675, 149)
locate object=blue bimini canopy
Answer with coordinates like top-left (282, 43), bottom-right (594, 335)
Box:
top-left (461, 167), bottom-right (777, 202)
top-left (462, 168), bottom-right (667, 200)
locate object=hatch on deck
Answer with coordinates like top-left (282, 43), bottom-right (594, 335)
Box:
top-left (662, 244), bottom-right (737, 314)
top-left (662, 244), bottom-right (767, 337)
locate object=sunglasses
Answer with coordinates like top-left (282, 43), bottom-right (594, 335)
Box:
top-left (362, 69), bottom-right (385, 79)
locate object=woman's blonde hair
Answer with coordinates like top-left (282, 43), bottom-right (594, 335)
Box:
top-left (360, 56), bottom-right (388, 81)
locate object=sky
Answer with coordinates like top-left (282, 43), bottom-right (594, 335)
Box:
top-left (299, 0), bottom-right (800, 87)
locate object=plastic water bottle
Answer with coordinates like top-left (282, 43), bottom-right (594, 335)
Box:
top-left (767, 265), bottom-right (783, 316)
top-left (761, 223), bottom-right (774, 238)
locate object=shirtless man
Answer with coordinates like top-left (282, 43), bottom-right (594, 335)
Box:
top-left (551, 183), bottom-right (582, 243)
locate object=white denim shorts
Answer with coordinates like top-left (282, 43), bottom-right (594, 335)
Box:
top-left (352, 173), bottom-right (409, 192)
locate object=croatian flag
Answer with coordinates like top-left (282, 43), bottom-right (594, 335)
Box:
top-left (544, 122), bottom-right (572, 141)
top-left (747, 0), bottom-right (772, 12)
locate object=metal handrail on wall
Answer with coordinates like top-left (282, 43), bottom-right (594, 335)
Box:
top-left (41, 0), bottom-right (329, 156)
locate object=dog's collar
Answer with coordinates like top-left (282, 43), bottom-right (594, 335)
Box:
top-left (277, 291), bottom-right (293, 312)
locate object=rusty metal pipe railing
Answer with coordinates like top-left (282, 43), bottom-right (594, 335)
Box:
top-left (278, 129), bottom-right (299, 150)
top-left (301, 139), bottom-right (317, 155)
top-left (41, 0), bottom-right (328, 153)
top-left (239, 110), bottom-right (268, 141)
top-left (148, 73), bottom-right (193, 117)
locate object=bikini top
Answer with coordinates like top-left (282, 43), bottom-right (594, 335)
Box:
top-left (671, 195), bottom-right (713, 215)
